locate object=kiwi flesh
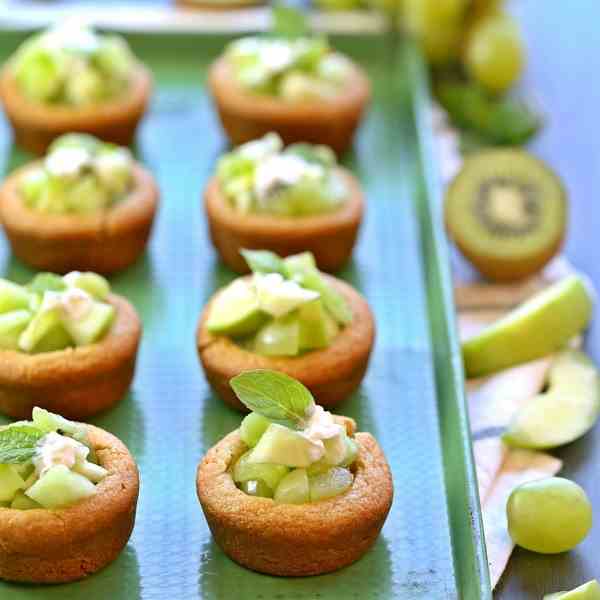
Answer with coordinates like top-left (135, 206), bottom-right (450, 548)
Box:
top-left (445, 149), bottom-right (567, 282)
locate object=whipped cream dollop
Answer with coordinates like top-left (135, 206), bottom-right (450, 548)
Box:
top-left (253, 272), bottom-right (319, 318)
top-left (45, 147), bottom-right (91, 180)
top-left (33, 431), bottom-right (90, 477)
top-left (300, 405), bottom-right (346, 464)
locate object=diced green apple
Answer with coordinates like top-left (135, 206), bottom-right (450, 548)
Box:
top-left (239, 412), bottom-right (271, 448)
top-left (233, 450), bottom-right (289, 490)
top-left (273, 468), bottom-right (310, 504)
top-left (309, 467), bottom-right (353, 502)
top-left (25, 465), bottom-right (96, 508)
top-left (0, 465), bottom-right (26, 502)
top-left (253, 313), bottom-right (300, 356)
top-left (61, 301), bottom-right (115, 346)
top-left (11, 490), bottom-right (42, 510)
top-left (0, 310), bottom-right (32, 351)
top-left (0, 279), bottom-right (33, 313)
top-left (239, 479), bottom-right (273, 498)
top-left (248, 424), bottom-right (322, 468)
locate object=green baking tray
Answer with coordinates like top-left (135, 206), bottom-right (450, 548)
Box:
top-left (0, 29), bottom-right (491, 599)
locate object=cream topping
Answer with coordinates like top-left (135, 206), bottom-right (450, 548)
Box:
top-left (33, 431), bottom-right (90, 477)
top-left (45, 147), bottom-right (91, 180)
top-left (300, 406), bottom-right (346, 464)
top-left (41, 288), bottom-right (94, 321)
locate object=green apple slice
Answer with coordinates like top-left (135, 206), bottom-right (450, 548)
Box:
top-left (61, 300), bottom-right (115, 346)
top-left (233, 449), bottom-right (289, 490)
top-left (25, 464), bottom-right (96, 509)
top-left (18, 308), bottom-right (62, 353)
top-left (206, 278), bottom-right (265, 337)
top-left (273, 468), bottom-right (310, 504)
top-left (0, 310), bottom-right (32, 351)
top-left (64, 271), bottom-right (110, 300)
top-left (239, 412), bottom-right (271, 448)
top-left (503, 350), bottom-right (600, 449)
top-left (248, 424), bottom-right (321, 468)
top-left (253, 313), bottom-right (300, 356)
top-left (545, 580), bottom-right (600, 600)
top-left (462, 275), bottom-right (594, 378)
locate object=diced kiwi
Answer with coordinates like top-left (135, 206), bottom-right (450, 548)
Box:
top-left (248, 424), bottom-right (320, 468)
top-left (462, 275), bottom-right (593, 377)
top-left (309, 467), bottom-right (353, 502)
top-left (0, 465), bottom-right (26, 502)
top-left (253, 313), bottom-right (300, 356)
top-left (239, 413), bottom-right (271, 448)
top-left (445, 149), bottom-right (567, 282)
top-left (61, 301), bottom-right (115, 346)
top-left (0, 310), bottom-right (32, 351)
top-left (0, 279), bottom-right (33, 313)
top-left (239, 479), bottom-right (273, 498)
top-left (233, 449), bottom-right (289, 490)
top-left (206, 279), bottom-right (266, 337)
top-left (273, 469), bottom-right (310, 504)
top-left (25, 464), bottom-right (96, 509)
top-left (10, 490), bottom-right (42, 510)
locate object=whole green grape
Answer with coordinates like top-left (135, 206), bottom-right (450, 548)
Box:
top-left (465, 13), bottom-right (525, 93)
top-left (507, 477), bottom-right (592, 554)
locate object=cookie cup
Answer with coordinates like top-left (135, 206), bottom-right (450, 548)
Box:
top-left (0, 294), bottom-right (141, 420)
top-left (204, 168), bottom-right (364, 273)
top-left (0, 163), bottom-right (158, 274)
top-left (209, 56), bottom-right (370, 155)
top-left (197, 277), bottom-right (375, 411)
top-left (0, 64), bottom-right (152, 155)
top-left (0, 425), bottom-right (139, 583)
top-left (197, 424), bottom-right (393, 576)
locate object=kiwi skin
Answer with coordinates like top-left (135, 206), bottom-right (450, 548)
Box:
top-left (445, 150), bottom-right (567, 282)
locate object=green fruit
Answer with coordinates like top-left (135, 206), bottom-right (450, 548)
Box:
top-left (298, 299), bottom-right (331, 351)
top-left (49, 133), bottom-right (101, 155)
top-left (206, 279), bottom-right (265, 337)
top-left (65, 272), bottom-right (110, 300)
top-left (0, 465), bottom-right (26, 502)
top-left (507, 477), bottom-right (592, 554)
top-left (72, 460), bottom-right (108, 483)
top-left (239, 479), bottom-right (273, 498)
top-left (283, 252), bottom-right (317, 274)
top-left (34, 324), bottom-right (73, 353)
top-left (248, 424), bottom-right (320, 468)
top-left (503, 351), bottom-right (600, 449)
top-left (445, 149), bottom-right (566, 282)
top-left (309, 467), bottom-right (353, 502)
top-left (25, 464), bottom-right (97, 509)
top-left (545, 580), bottom-right (600, 600)
top-left (322, 433), bottom-right (348, 465)
top-left (10, 490), bottom-right (41, 510)
top-left (61, 300), bottom-right (115, 346)
top-left (20, 169), bottom-right (49, 206)
top-left (462, 275), bottom-right (593, 378)
top-left (465, 14), bottom-right (525, 94)
top-left (273, 468), bottom-right (310, 504)
top-left (0, 310), bottom-right (32, 351)
top-left (0, 279), bottom-right (33, 313)
top-left (253, 313), bottom-right (300, 357)
top-left (27, 273), bottom-right (67, 295)
top-left (31, 407), bottom-right (90, 451)
top-left (233, 450), bottom-right (289, 490)
top-left (339, 436), bottom-right (359, 467)
top-left (239, 413), bottom-right (271, 448)
top-left (18, 308), bottom-right (62, 353)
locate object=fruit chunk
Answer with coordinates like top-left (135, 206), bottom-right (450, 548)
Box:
top-left (11, 490), bottom-right (41, 510)
top-left (18, 308), bottom-right (63, 353)
top-left (0, 279), bottom-right (33, 313)
top-left (0, 310), bottom-right (32, 351)
top-left (73, 460), bottom-right (108, 483)
top-left (507, 477), bottom-right (592, 554)
top-left (64, 271), bottom-right (110, 300)
top-left (206, 279), bottom-right (265, 337)
top-left (274, 468), bottom-right (310, 504)
top-left (309, 467), bottom-right (353, 502)
top-left (503, 351), bottom-right (600, 449)
top-left (253, 313), bottom-right (300, 357)
top-left (239, 480), bottom-right (273, 498)
top-left (248, 424), bottom-right (321, 468)
top-left (545, 580), bottom-right (600, 600)
top-left (462, 275), bottom-right (593, 378)
top-left (239, 413), bottom-right (271, 448)
top-left (25, 464), bottom-right (97, 508)
top-left (298, 299), bottom-right (331, 351)
top-left (233, 450), bottom-right (289, 490)
top-left (445, 149), bottom-right (566, 282)
top-left (61, 300), bottom-right (115, 346)
top-left (0, 465), bottom-right (26, 502)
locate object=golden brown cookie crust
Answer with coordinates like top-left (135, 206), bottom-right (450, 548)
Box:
top-left (0, 63), bottom-right (152, 155)
top-left (0, 425), bottom-right (139, 583)
top-left (0, 294), bottom-right (141, 420)
top-left (197, 427), bottom-right (393, 576)
top-left (204, 167), bottom-right (364, 273)
top-left (209, 56), bottom-right (371, 155)
top-left (197, 276), bottom-right (375, 411)
top-left (0, 162), bottom-right (158, 274)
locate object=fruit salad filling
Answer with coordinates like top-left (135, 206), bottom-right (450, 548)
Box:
top-left (0, 271), bottom-right (114, 353)
top-left (19, 133), bottom-right (134, 214)
top-left (11, 21), bottom-right (135, 106)
top-left (0, 408), bottom-right (108, 510)
top-left (206, 250), bottom-right (352, 357)
top-left (225, 36), bottom-right (352, 101)
top-left (230, 370), bottom-right (357, 503)
top-left (217, 133), bottom-right (348, 216)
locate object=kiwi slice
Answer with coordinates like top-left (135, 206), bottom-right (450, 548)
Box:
top-left (445, 149), bottom-right (567, 282)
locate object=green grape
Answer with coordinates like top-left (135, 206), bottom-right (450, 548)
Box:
top-left (507, 477), bottom-right (592, 554)
top-left (403, 0), bottom-right (469, 32)
top-left (273, 468), bottom-right (309, 504)
top-left (239, 412), bottom-right (271, 448)
top-left (233, 450), bottom-right (289, 490)
top-left (309, 467), bottom-right (353, 501)
top-left (239, 479), bottom-right (273, 498)
top-left (465, 14), bottom-right (525, 94)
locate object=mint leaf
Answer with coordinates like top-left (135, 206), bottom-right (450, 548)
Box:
top-left (27, 273), bottom-right (67, 295)
top-left (241, 249), bottom-right (285, 275)
top-left (0, 425), bottom-right (45, 464)
top-left (272, 3), bottom-right (310, 38)
top-left (230, 370), bottom-right (315, 429)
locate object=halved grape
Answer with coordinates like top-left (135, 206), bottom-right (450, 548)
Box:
top-left (25, 465), bottom-right (96, 509)
top-left (507, 477), bottom-right (592, 554)
top-left (0, 279), bottom-right (33, 313)
top-left (309, 467), bottom-right (353, 502)
top-left (233, 450), bottom-right (289, 490)
top-left (239, 479), bottom-right (273, 498)
top-left (253, 313), bottom-right (300, 356)
top-left (0, 310), bottom-right (32, 351)
top-left (239, 412), bottom-right (271, 448)
top-left (274, 468), bottom-right (310, 504)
